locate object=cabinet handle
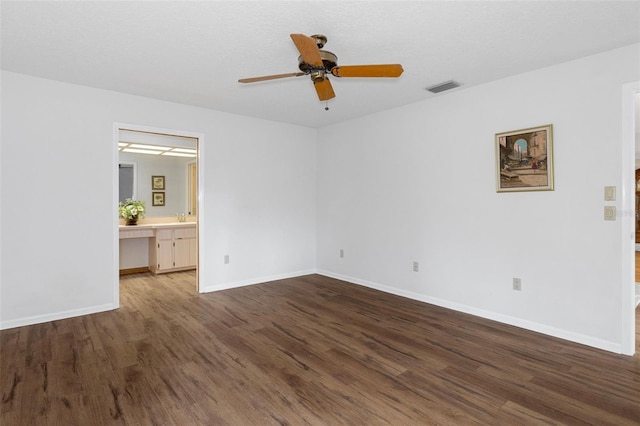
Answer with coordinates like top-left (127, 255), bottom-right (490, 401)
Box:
top-left (158, 243), bottom-right (160, 248)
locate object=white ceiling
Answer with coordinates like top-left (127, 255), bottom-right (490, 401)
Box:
top-left (2, 1), bottom-right (639, 128)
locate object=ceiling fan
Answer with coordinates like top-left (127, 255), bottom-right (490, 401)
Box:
top-left (238, 34), bottom-right (404, 104)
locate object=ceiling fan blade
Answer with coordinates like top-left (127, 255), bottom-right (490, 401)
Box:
top-left (290, 34), bottom-right (323, 67)
top-left (238, 72), bottom-right (305, 83)
top-left (313, 78), bottom-right (335, 101)
top-left (331, 64), bottom-right (404, 78)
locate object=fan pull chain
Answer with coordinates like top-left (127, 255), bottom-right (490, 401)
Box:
top-left (325, 101), bottom-right (329, 111)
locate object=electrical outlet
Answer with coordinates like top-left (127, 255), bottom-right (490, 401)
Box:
top-left (224, 254), bottom-right (230, 264)
top-left (339, 249), bottom-right (344, 258)
top-left (413, 261), bottom-right (419, 272)
top-left (513, 277), bottom-right (522, 291)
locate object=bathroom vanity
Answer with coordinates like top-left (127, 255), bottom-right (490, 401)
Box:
top-left (119, 222), bottom-right (197, 274)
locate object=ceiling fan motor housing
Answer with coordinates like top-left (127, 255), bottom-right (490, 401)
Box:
top-left (298, 50), bottom-right (338, 74)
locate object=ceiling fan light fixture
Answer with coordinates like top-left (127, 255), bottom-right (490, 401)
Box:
top-left (310, 71), bottom-right (325, 83)
top-left (425, 80), bottom-right (461, 94)
top-left (310, 34), bottom-right (327, 48)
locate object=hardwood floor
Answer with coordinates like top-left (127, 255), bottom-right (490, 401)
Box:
top-left (2, 272), bottom-right (639, 425)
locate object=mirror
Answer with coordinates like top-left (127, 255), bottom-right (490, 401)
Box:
top-left (118, 130), bottom-right (197, 218)
top-left (118, 163), bottom-right (136, 202)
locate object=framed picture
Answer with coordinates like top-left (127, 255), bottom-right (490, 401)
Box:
top-left (152, 192), bottom-right (165, 206)
top-left (152, 175), bottom-right (165, 190)
top-left (495, 124), bottom-right (554, 193)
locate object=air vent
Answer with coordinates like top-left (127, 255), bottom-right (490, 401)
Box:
top-left (425, 80), bottom-right (461, 94)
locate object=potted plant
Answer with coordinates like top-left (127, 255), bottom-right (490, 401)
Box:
top-left (119, 198), bottom-right (145, 225)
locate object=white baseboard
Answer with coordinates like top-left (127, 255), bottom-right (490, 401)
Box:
top-left (0, 269), bottom-right (316, 330)
top-left (316, 269), bottom-right (623, 354)
top-left (200, 269), bottom-right (317, 293)
top-left (4, 271), bottom-right (632, 353)
top-left (0, 303), bottom-right (116, 330)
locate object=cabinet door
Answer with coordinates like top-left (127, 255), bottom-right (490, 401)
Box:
top-left (156, 229), bottom-right (174, 270)
top-left (174, 227), bottom-right (197, 268)
top-left (156, 240), bottom-right (174, 270)
top-left (188, 237), bottom-right (198, 266)
top-left (174, 237), bottom-right (196, 268)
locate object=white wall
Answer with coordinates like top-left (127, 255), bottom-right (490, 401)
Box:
top-left (0, 71), bottom-right (317, 328)
top-left (2, 43), bottom-right (638, 353)
top-left (316, 43), bottom-right (640, 353)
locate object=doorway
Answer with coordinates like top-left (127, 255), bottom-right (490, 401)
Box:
top-left (113, 123), bottom-right (204, 303)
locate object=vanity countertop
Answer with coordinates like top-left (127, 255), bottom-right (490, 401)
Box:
top-left (119, 222), bottom-right (196, 230)
top-left (119, 221), bottom-right (196, 240)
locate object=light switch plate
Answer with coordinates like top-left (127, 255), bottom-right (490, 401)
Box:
top-left (604, 206), bottom-right (616, 221)
top-left (604, 186), bottom-right (616, 201)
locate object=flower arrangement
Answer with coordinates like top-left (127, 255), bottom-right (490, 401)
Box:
top-left (119, 198), bottom-right (146, 222)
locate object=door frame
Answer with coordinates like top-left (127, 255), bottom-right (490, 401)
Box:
top-left (621, 81), bottom-right (639, 355)
top-left (112, 122), bottom-right (205, 306)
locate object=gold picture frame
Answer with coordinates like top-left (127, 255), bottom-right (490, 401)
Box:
top-left (152, 175), bottom-right (165, 190)
top-left (152, 192), bottom-right (165, 206)
top-left (495, 124), bottom-right (554, 193)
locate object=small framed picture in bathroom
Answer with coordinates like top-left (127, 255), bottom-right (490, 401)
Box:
top-left (152, 175), bottom-right (165, 190)
top-left (152, 192), bottom-right (165, 206)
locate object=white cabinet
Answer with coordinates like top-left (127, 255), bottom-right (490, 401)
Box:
top-left (154, 229), bottom-right (174, 272)
top-left (149, 225), bottom-right (197, 274)
top-left (174, 227), bottom-right (198, 268)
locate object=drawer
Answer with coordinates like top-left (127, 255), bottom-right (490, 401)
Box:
top-left (174, 227), bottom-right (197, 239)
top-left (120, 228), bottom-right (154, 239)
top-left (156, 229), bottom-right (174, 240)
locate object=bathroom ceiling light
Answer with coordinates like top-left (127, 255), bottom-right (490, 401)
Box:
top-left (171, 148), bottom-right (197, 154)
top-left (162, 152), bottom-right (197, 158)
top-left (128, 143), bottom-right (172, 151)
top-left (122, 148), bottom-right (163, 155)
top-left (119, 142), bottom-right (197, 156)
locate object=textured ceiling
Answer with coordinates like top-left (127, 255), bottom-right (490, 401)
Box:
top-left (2, 1), bottom-right (640, 128)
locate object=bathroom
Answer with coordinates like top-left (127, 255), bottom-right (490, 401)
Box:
top-left (118, 129), bottom-right (198, 278)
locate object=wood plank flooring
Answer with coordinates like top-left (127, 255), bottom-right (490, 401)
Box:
top-left (2, 272), bottom-right (639, 425)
